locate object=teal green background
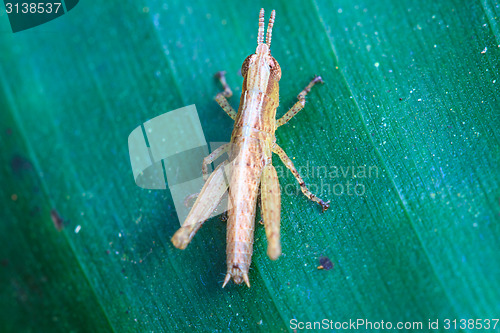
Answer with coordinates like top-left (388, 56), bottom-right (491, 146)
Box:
top-left (0, 0), bottom-right (499, 332)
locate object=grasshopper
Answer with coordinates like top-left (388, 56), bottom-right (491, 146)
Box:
top-left (171, 8), bottom-right (329, 287)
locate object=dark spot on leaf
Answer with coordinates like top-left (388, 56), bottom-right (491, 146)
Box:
top-left (11, 154), bottom-right (33, 174)
top-left (51, 209), bottom-right (64, 231)
top-left (319, 256), bottom-right (334, 270)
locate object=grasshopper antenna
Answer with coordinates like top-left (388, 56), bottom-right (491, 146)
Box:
top-left (257, 8), bottom-right (265, 45)
top-left (265, 10), bottom-right (276, 49)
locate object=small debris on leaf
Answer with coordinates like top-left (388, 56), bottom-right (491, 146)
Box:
top-left (317, 256), bottom-right (334, 270)
top-left (51, 209), bottom-right (64, 231)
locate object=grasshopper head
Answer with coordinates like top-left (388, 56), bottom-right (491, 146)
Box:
top-left (241, 9), bottom-right (282, 81)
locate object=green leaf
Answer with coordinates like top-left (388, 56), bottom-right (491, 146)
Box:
top-left (1, 0), bottom-right (499, 331)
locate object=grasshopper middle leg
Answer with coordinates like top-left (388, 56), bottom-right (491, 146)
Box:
top-left (202, 143), bottom-right (231, 181)
top-left (184, 144), bottom-right (231, 208)
top-left (272, 143), bottom-right (329, 211)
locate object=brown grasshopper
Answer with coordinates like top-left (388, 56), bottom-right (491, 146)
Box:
top-left (171, 8), bottom-right (329, 287)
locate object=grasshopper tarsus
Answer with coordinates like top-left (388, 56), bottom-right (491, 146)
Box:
top-left (298, 75), bottom-right (325, 99)
top-left (320, 200), bottom-right (330, 212)
top-left (313, 75), bottom-right (324, 84)
top-left (214, 70), bottom-right (226, 79)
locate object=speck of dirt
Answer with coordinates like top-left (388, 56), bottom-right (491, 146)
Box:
top-left (319, 256), bottom-right (334, 270)
top-left (51, 209), bottom-right (64, 231)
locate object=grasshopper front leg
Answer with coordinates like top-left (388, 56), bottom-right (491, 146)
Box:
top-left (172, 160), bottom-right (230, 249)
top-left (276, 76), bottom-right (323, 127)
top-left (215, 71), bottom-right (238, 121)
top-left (272, 143), bottom-right (330, 212)
top-left (261, 164), bottom-right (281, 260)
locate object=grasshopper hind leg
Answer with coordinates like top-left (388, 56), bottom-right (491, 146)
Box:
top-left (261, 164), bottom-right (282, 260)
top-left (171, 161), bottom-right (230, 249)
